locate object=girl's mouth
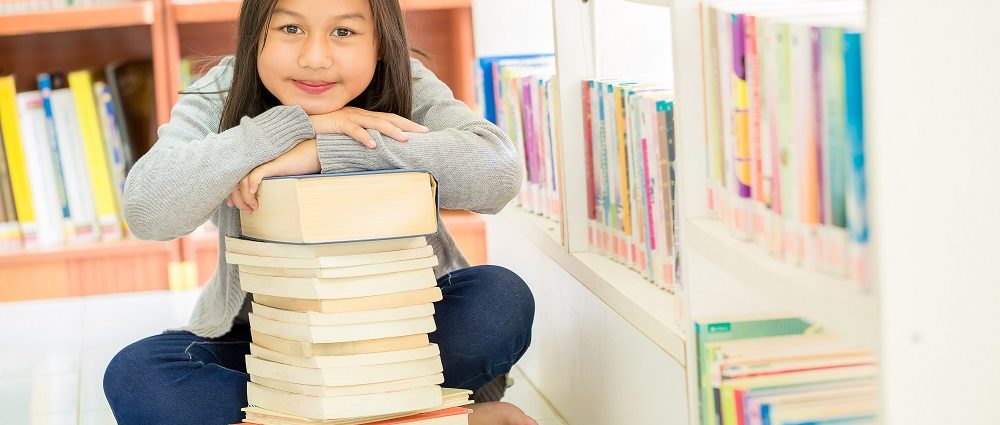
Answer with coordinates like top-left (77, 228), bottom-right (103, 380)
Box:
top-left (293, 80), bottom-right (335, 94)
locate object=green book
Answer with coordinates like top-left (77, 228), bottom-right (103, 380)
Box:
top-left (695, 316), bottom-right (814, 425)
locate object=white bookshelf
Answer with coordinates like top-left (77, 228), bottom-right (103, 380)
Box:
top-left (685, 218), bottom-right (878, 346)
top-left (497, 207), bottom-right (685, 363)
top-left (474, 0), bottom-right (1000, 423)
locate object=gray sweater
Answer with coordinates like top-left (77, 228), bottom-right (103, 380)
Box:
top-left (122, 56), bottom-right (522, 338)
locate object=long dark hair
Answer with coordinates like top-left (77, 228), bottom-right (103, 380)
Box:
top-left (217, 0), bottom-right (414, 133)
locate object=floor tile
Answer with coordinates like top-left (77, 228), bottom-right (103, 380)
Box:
top-left (505, 367), bottom-right (565, 423)
top-left (0, 373), bottom-right (79, 417)
top-left (80, 409), bottom-right (117, 425)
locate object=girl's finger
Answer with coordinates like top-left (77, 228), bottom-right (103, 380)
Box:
top-left (355, 115), bottom-right (407, 142)
top-left (345, 124), bottom-right (377, 148)
top-left (239, 178), bottom-right (257, 211)
top-left (231, 189), bottom-right (251, 213)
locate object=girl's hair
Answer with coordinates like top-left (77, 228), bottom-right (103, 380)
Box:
top-left (217, 0), bottom-right (414, 133)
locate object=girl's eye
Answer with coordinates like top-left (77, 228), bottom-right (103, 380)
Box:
top-left (280, 25), bottom-right (303, 35)
top-left (332, 28), bottom-right (354, 37)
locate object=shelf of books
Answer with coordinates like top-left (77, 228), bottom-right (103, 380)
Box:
top-left (0, 0), bottom-right (176, 300)
top-left (468, 0), bottom-right (1000, 422)
top-left (0, 1), bottom-right (155, 36)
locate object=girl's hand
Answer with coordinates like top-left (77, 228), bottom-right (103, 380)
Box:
top-left (227, 139), bottom-right (321, 213)
top-left (309, 106), bottom-right (429, 149)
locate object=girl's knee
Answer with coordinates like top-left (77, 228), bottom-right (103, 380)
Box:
top-left (481, 265), bottom-right (535, 320)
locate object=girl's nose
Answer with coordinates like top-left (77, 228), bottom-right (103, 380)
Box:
top-left (298, 35), bottom-right (333, 70)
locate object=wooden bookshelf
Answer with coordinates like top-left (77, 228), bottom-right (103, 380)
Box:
top-left (0, 239), bottom-right (176, 301)
top-left (0, 1), bottom-right (155, 36)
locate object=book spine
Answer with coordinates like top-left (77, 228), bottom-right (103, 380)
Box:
top-left (68, 70), bottom-right (121, 241)
top-left (843, 31), bottom-right (867, 285)
top-left (37, 73), bottom-right (74, 241)
top-left (583, 80), bottom-right (596, 245)
top-left (0, 75), bottom-right (38, 247)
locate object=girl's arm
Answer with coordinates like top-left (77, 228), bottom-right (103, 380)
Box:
top-left (121, 59), bottom-right (314, 241)
top-left (314, 59), bottom-right (524, 215)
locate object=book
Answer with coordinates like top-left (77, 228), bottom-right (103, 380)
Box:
top-left (15, 91), bottom-right (63, 247)
top-left (250, 330), bottom-right (431, 357)
top-left (248, 313), bottom-right (437, 344)
top-left (239, 268), bottom-right (439, 300)
top-left (249, 302), bottom-right (436, 326)
top-left (225, 236), bottom-right (428, 259)
top-left (240, 170), bottom-right (439, 244)
top-left (241, 389), bottom-right (472, 425)
top-left (244, 354), bottom-right (444, 387)
top-left (246, 382), bottom-right (444, 420)
top-left (250, 373), bottom-right (445, 398)
top-left (249, 342), bottom-right (441, 371)
top-left (252, 287), bottom-right (443, 313)
top-left (238, 256), bottom-right (439, 279)
top-left (68, 70), bottom-right (121, 241)
top-left (226, 245), bottom-right (435, 269)
top-left (0, 75), bottom-right (37, 247)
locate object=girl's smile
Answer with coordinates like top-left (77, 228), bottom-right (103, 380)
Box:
top-left (292, 79), bottom-right (337, 94)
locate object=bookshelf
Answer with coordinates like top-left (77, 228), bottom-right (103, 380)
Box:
top-left (476, 0), bottom-right (1000, 423)
top-left (0, 1), bottom-right (154, 36)
top-left (0, 0), bottom-right (484, 300)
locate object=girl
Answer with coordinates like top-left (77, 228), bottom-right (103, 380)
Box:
top-left (102, 0), bottom-right (536, 424)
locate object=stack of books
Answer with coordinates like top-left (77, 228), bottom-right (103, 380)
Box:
top-left (695, 315), bottom-right (876, 425)
top-left (229, 170), bottom-right (472, 425)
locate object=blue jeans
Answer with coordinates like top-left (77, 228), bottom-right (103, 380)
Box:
top-left (103, 265), bottom-right (534, 425)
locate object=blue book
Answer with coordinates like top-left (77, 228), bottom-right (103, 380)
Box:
top-left (843, 32), bottom-right (866, 244)
top-left (36, 74), bottom-right (71, 223)
top-left (476, 54), bottom-right (554, 124)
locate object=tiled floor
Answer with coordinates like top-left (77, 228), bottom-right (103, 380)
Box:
top-left (0, 290), bottom-right (566, 425)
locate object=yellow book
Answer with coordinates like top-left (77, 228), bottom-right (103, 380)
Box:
top-left (67, 70), bottom-right (121, 241)
top-left (0, 75), bottom-right (37, 246)
top-left (614, 85), bottom-right (631, 256)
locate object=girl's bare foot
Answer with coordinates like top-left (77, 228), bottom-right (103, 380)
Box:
top-left (467, 401), bottom-right (539, 425)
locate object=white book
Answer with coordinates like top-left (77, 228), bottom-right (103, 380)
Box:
top-left (251, 287), bottom-right (443, 314)
top-left (239, 255), bottom-right (439, 279)
top-left (245, 354), bottom-right (444, 387)
top-left (250, 302), bottom-right (436, 327)
top-left (242, 387), bottom-right (470, 425)
top-left (250, 373), bottom-right (445, 398)
top-left (49, 88), bottom-right (99, 242)
top-left (225, 236), bottom-right (427, 258)
top-left (247, 382), bottom-right (444, 421)
top-left (248, 313), bottom-right (437, 344)
top-left (15, 91), bottom-right (62, 247)
top-left (249, 342), bottom-right (440, 369)
top-left (239, 268), bottom-right (438, 300)
top-left (226, 245), bottom-right (435, 269)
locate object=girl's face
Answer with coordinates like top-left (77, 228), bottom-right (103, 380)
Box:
top-left (258, 0), bottom-right (378, 115)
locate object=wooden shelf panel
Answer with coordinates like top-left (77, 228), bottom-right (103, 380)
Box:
top-left (685, 217), bottom-right (878, 347)
top-left (0, 238), bottom-right (175, 266)
top-left (0, 2), bottom-right (154, 36)
top-left (172, 0), bottom-right (472, 24)
top-left (497, 207), bottom-right (686, 365)
top-left (0, 238), bottom-right (175, 301)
